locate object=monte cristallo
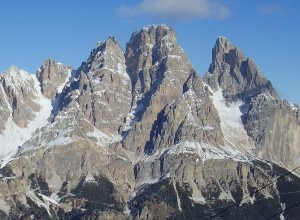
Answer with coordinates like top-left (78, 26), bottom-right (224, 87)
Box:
top-left (0, 25), bottom-right (299, 219)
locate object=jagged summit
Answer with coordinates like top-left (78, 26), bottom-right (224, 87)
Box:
top-left (0, 25), bottom-right (299, 219)
top-left (2, 66), bottom-right (31, 79)
top-left (125, 24), bottom-right (187, 96)
top-left (36, 58), bottom-right (72, 99)
top-left (122, 24), bottom-right (222, 157)
top-left (82, 36), bottom-right (128, 78)
top-left (66, 35), bottom-right (132, 135)
top-left (0, 67), bottom-right (52, 156)
top-left (214, 36), bottom-right (237, 56)
top-left (127, 24), bottom-right (177, 56)
top-left (204, 36), bottom-right (279, 103)
top-left (133, 24), bottom-right (173, 37)
top-left (204, 35), bottom-right (299, 174)
top-left (142, 23), bottom-right (171, 30)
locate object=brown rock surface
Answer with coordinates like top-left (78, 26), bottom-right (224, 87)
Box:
top-left (36, 58), bottom-right (72, 100)
top-left (0, 25), bottom-right (299, 219)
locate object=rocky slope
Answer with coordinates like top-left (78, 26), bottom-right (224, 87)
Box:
top-left (0, 25), bottom-right (299, 219)
top-left (36, 58), bottom-right (73, 100)
top-left (0, 67), bottom-right (52, 156)
top-left (204, 36), bottom-right (300, 172)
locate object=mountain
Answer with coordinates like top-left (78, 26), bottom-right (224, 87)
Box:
top-left (0, 24), bottom-right (299, 219)
top-left (203, 36), bottom-right (300, 171)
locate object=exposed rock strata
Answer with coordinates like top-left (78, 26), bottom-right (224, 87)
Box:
top-left (204, 36), bottom-right (300, 173)
top-left (123, 25), bottom-right (222, 157)
top-left (36, 58), bottom-right (72, 100)
top-left (0, 67), bottom-right (41, 130)
top-left (73, 37), bottom-right (132, 135)
top-left (0, 25), bottom-right (299, 219)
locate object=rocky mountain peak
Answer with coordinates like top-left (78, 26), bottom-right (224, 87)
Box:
top-left (126, 24), bottom-right (178, 69)
top-left (128, 24), bottom-right (176, 52)
top-left (0, 67), bottom-right (52, 156)
top-left (125, 24), bottom-right (189, 97)
top-left (121, 25), bottom-right (223, 158)
top-left (204, 36), bottom-right (299, 175)
top-left (2, 66), bottom-right (32, 83)
top-left (0, 25), bottom-right (300, 219)
top-left (0, 67), bottom-right (41, 128)
top-left (204, 36), bottom-right (279, 103)
top-left (213, 36), bottom-right (237, 56)
top-left (82, 36), bottom-right (126, 77)
top-left (68, 36), bottom-right (132, 135)
top-left (36, 58), bottom-right (72, 99)
top-left (94, 36), bottom-right (120, 54)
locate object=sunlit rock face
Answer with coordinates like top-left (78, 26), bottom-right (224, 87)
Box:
top-left (36, 58), bottom-right (73, 100)
top-left (204, 36), bottom-right (300, 173)
top-left (0, 25), bottom-right (299, 219)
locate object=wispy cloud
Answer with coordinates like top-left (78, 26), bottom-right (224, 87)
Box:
top-left (257, 4), bottom-right (284, 15)
top-left (118, 0), bottom-right (230, 21)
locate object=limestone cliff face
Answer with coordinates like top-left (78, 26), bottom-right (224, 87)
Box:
top-left (0, 37), bottom-right (136, 218)
top-left (130, 159), bottom-right (300, 220)
top-left (0, 67), bottom-right (41, 129)
top-left (73, 37), bottom-right (132, 135)
top-left (36, 58), bottom-right (72, 100)
top-left (0, 25), bottom-right (299, 219)
top-left (0, 77), bottom-right (10, 133)
top-left (204, 36), bottom-right (300, 173)
top-left (246, 95), bottom-right (300, 168)
top-left (123, 25), bottom-right (223, 158)
top-left (204, 36), bottom-right (279, 102)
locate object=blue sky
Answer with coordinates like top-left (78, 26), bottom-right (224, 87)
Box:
top-left (0, 0), bottom-right (299, 104)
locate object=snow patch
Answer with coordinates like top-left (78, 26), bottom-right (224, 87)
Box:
top-left (117, 62), bottom-right (129, 79)
top-left (190, 196), bottom-right (206, 204)
top-left (211, 88), bottom-right (255, 152)
top-left (167, 141), bottom-right (227, 162)
top-left (0, 150), bottom-right (17, 169)
top-left (131, 177), bottom-right (161, 199)
top-left (131, 173), bottom-right (171, 199)
top-left (0, 199), bottom-right (10, 214)
top-left (289, 102), bottom-right (299, 111)
top-left (139, 141), bottom-right (254, 166)
top-left (0, 70), bottom-right (52, 157)
top-left (26, 191), bottom-right (53, 216)
top-left (123, 205), bottom-right (131, 216)
top-left (219, 190), bottom-right (234, 201)
top-left (46, 136), bottom-right (73, 148)
top-left (280, 202), bottom-right (286, 220)
top-left (212, 89), bottom-right (242, 128)
top-left (2, 66), bottom-right (35, 89)
top-left (168, 55), bottom-right (181, 60)
top-left (87, 127), bottom-right (121, 147)
top-left (173, 179), bottom-right (182, 212)
top-left (38, 193), bottom-right (60, 206)
top-left (166, 141), bottom-right (254, 163)
top-left (56, 69), bottom-right (72, 94)
top-left (123, 100), bottom-right (145, 133)
top-left (85, 173), bottom-right (96, 183)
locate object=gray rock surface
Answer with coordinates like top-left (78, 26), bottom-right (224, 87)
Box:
top-left (0, 67), bottom-right (41, 129)
top-left (246, 95), bottom-right (300, 168)
top-left (0, 77), bottom-right (10, 133)
top-left (0, 25), bottom-right (299, 219)
top-left (75, 37), bottom-right (132, 135)
top-left (204, 36), bottom-right (300, 173)
top-left (36, 58), bottom-right (72, 100)
top-left (123, 25), bottom-right (222, 157)
top-left (204, 36), bottom-right (279, 102)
